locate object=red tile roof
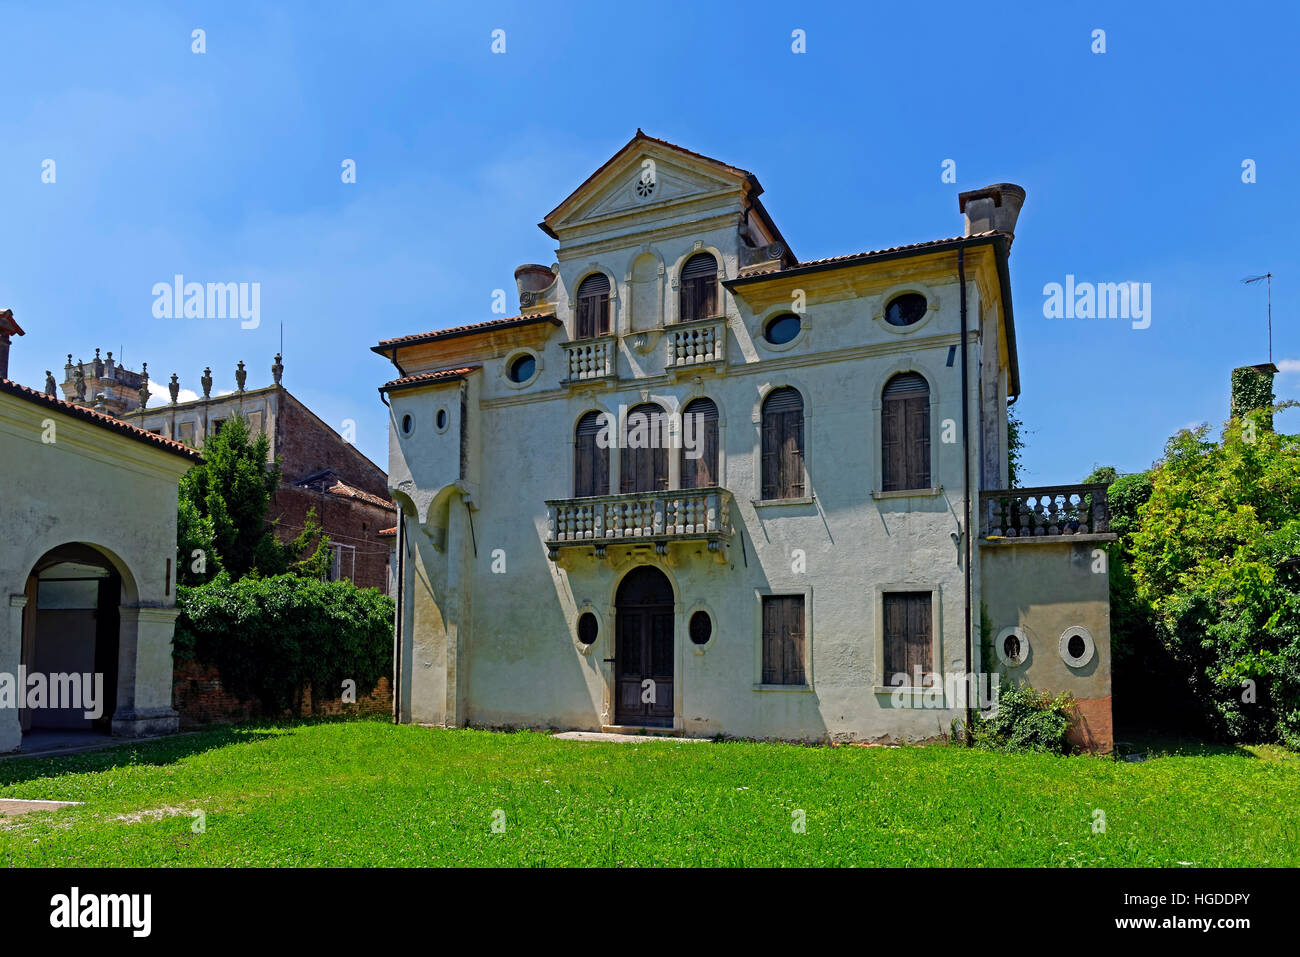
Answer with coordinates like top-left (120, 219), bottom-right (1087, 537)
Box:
top-left (0, 377), bottom-right (203, 461)
top-left (323, 479), bottom-right (396, 511)
top-left (373, 314), bottom-right (558, 352)
top-left (379, 365), bottom-right (481, 393)
top-left (0, 308), bottom-right (24, 337)
top-left (729, 231), bottom-right (1006, 281)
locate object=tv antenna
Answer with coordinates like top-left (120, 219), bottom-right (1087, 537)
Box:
top-left (1241, 272), bottom-right (1273, 363)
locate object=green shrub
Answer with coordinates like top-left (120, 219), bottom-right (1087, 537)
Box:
top-left (971, 683), bottom-right (1076, 755)
top-left (176, 573), bottom-right (394, 716)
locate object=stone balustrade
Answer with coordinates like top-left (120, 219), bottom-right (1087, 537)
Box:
top-left (562, 336), bottom-right (615, 383)
top-left (666, 318), bottom-right (726, 369)
top-left (980, 483), bottom-right (1111, 539)
top-left (545, 487), bottom-right (733, 559)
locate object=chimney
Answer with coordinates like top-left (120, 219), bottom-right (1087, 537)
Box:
top-left (1231, 362), bottom-right (1278, 429)
top-left (0, 308), bottom-right (24, 380)
top-left (958, 183), bottom-right (1026, 246)
top-left (514, 263), bottom-right (556, 311)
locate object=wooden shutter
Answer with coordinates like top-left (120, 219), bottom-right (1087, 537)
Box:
top-left (679, 253), bottom-right (718, 322)
top-left (882, 373), bottom-right (929, 491)
top-left (620, 404), bottom-right (667, 493)
top-left (681, 398), bottom-right (718, 489)
top-left (575, 412), bottom-right (608, 497)
top-left (761, 388), bottom-right (804, 499)
top-left (576, 274), bottom-right (610, 339)
top-left (762, 595), bottom-right (805, 686)
top-left (883, 592), bottom-right (932, 682)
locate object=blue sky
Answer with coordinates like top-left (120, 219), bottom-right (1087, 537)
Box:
top-left (2, 1), bottom-right (1295, 482)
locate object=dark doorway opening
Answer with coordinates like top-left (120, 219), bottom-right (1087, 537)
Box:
top-left (21, 544), bottom-right (121, 737)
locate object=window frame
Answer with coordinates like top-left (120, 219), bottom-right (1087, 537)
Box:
top-left (873, 584), bottom-right (943, 698)
top-left (619, 402), bottom-right (669, 494)
top-left (677, 252), bottom-right (719, 324)
top-left (754, 587), bottom-right (813, 691)
top-left (574, 272), bottom-right (611, 340)
top-left (759, 386), bottom-right (806, 502)
top-left (573, 410), bottom-right (611, 498)
top-left (679, 396), bottom-right (719, 490)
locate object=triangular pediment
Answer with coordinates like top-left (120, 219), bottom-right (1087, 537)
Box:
top-left (543, 132), bottom-right (754, 236)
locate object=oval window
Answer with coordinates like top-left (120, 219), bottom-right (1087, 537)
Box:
top-left (1003, 634), bottom-right (1021, 661)
top-left (885, 293), bottom-right (928, 326)
top-left (689, 610), bottom-right (712, 645)
top-left (508, 354), bottom-right (536, 383)
top-left (577, 612), bottom-right (598, 645)
top-left (400, 413), bottom-right (414, 436)
top-left (764, 313), bottom-right (802, 345)
top-left (1067, 634), bottom-right (1086, 659)
top-left (435, 409), bottom-right (448, 430)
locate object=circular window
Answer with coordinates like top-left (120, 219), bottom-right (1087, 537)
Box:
top-left (884, 293), bottom-right (929, 327)
top-left (689, 610), bottom-right (713, 646)
top-left (994, 626), bottom-right (1029, 667)
top-left (507, 354), bottom-right (536, 384)
top-left (400, 413), bottom-right (414, 436)
top-left (1059, 626), bottom-right (1096, 668)
top-left (577, 612), bottom-right (598, 646)
top-left (435, 409), bottom-right (448, 430)
top-left (764, 313), bottom-right (802, 345)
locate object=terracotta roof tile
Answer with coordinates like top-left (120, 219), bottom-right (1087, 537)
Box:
top-left (373, 314), bottom-right (558, 351)
top-left (729, 231), bottom-right (1006, 282)
top-left (323, 479), bottom-right (396, 511)
top-left (0, 377), bottom-right (202, 461)
top-left (379, 365), bottom-right (481, 393)
top-left (378, 526), bottom-right (397, 537)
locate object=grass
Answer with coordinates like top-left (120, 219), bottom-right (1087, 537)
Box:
top-left (0, 718), bottom-right (1296, 866)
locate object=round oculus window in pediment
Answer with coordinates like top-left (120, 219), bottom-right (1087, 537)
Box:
top-left (635, 176), bottom-right (656, 199)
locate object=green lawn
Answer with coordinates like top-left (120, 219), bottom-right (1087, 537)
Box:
top-left (0, 719), bottom-right (1295, 866)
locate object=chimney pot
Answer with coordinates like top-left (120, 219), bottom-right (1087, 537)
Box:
top-left (958, 183), bottom-right (1026, 244)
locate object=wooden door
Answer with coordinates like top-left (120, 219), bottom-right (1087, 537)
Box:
top-left (614, 568), bottom-right (674, 727)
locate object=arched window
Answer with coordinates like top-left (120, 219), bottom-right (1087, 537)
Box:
top-left (679, 253), bottom-right (718, 322)
top-left (575, 273), bottom-right (610, 339)
top-left (620, 403), bottom-right (668, 493)
top-left (680, 398), bottom-right (719, 489)
top-left (574, 411), bottom-right (609, 497)
top-left (882, 373), bottom-right (931, 491)
top-left (761, 388), bottom-right (804, 500)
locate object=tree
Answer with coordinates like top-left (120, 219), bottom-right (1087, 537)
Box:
top-left (1007, 406), bottom-right (1027, 487)
top-left (1126, 408), bottom-right (1300, 745)
top-left (178, 413), bottom-right (330, 584)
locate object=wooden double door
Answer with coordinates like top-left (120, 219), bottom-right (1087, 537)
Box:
top-left (614, 567), bottom-right (674, 727)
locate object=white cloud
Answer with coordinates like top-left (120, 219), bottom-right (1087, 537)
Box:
top-left (148, 379), bottom-right (199, 405)
top-left (1275, 358), bottom-right (1300, 374)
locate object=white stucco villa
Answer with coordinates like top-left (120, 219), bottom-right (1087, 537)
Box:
top-left (374, 132), bottom-right (1115, 751)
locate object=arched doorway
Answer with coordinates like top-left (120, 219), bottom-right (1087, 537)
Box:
top-left (614, 566), bottom-right (674, 727)
top-left (20, 544), bottom-right (121, 736)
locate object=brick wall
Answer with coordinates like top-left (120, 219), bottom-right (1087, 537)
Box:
top-left (271, 484), bottom-right (393, 592)
top-left (275, 391), bottom-right (389, 496)
top-left (173, 659), bottom-right (393, 727)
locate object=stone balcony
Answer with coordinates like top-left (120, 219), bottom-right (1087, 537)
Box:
top-left (665, 317), bottom-right (726, 371)
top-left (979, 483), bottom-right (1114, 542)
top-left (561, 336), bottom-right (616, 384)
top-left (545, 487), bottom-right (733, 560)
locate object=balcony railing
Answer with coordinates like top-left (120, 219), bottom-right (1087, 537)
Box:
top-left (666, 317), bottom-right (726, 369)
top-left (562, 336), bottom-right (615, 383)
top-left (980, 483), bottom-right (1111, 539)
top-left (545, 487), bottom-right (733, 559)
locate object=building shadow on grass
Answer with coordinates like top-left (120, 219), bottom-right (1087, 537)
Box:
top-left (0, 718), bottom-right (358, 788)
